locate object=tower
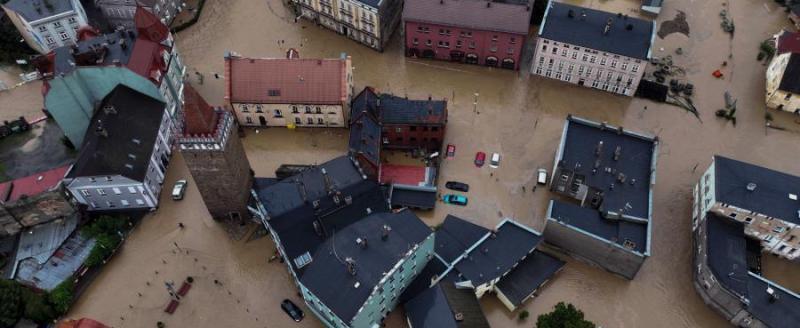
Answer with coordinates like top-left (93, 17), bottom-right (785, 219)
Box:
top-left (178, 84), bottom-right (253, 221)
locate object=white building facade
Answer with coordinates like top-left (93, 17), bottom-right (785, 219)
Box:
top-left (2, 0), bottom-right (88, 54)
top-left (95, 0), bottom-right (184, 29)
top-left (294, 0), bottom-right (401, 51)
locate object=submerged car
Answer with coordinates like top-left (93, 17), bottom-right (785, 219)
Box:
top-left (443, 194), bottom-right (468, 206)
top-left (172, 179), bottom-right (188, 200)
top-left (281, 299), bottom-right (304, 322)
top-left (445, 181), bottom-right (469, 192)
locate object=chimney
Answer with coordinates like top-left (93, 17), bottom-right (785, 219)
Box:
top-left (613, 146), bottom-right (622, 161)
top-left (568, 9), bottom-right (575, 18)
top-left (356, 237), bottom-right (368, 249)
top-left (345, 258), bottom-right (357, 276)
top-left (381, 224), bottom-right (391, 241)
top-left (604, 18), bottom-right (613, 35)
top-left (595, 141), bottom-right (604, 156)
top-left (746, 183), bottom-right (757, 192)
top-left (580, 10), bottom-right (587, 20)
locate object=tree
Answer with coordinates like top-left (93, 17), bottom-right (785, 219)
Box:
top-left (85, 233), bottom-right (121, 267)
top-left (0, 280), bottom-right (23, 328)
top-left (48, 279), bottom-right (74, 315)
top-left (21, 289), bottom-right (56, 324)
top-left (536, 302), bottom-right (596, 328)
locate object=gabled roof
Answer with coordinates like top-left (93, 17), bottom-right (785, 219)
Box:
top-left (3, 0), bottom-right (76, 22)
top-left (495, 250), bottom-right (564, 307)
top-left (405, 282), bottom-right (491, 328)
top-left (348, 111), bottom-right (381, 167)
top-left (403, 0), bottom-right (534, 35)
top-left (182, 83), bottom-right (219, 136)
top-left (66, 84), bottom-right (165, 181)
top-left (300, 210), bottom-right (433, 324)
top-left (778, 53), bottom-right (800, 94)
top-left (378, 94), bottom-right (447, 125)
top-left (134, 6), bottom-right (169, 43)
top-left (713, 155), bottom-right (800, 225)
top-left (539, 2), bottom-right (654, 59)
top-left (435, 215), bottom-right (490, 264)
top-left (453, 220), bottom-right (542, 286)
top-left (224, 54), bottom-right (348, 105)
top-left (350, 87), bottom-right (380, 122)
top-left (0, 165), bottom-right (70, 203)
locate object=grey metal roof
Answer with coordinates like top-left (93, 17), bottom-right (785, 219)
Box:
top-left (403, 0), bottom-right (534, 35)
top-left (300, 210), bottom-right (433, 324)
top-left (52, 29), bottom-right (139, 76)
top-left (495, 250), bottom-right (564, 307)
top-left (705, 213), bottom-right (800, 328)
top-left (779, 53), bottom-right (800, 94)
top-left (453, 220), bottom-right (541, 286)
top-left (549, 200), bottom-right (647, 253)
top-left (4, 0), bottom-right (75, 22)
top-left (66, 84), bottom-right (164, 181)
top-left (435, 215), bottom-right (490, 264)
top-left (713, 155), bottom-right (800, 225)
top-left (390, 185), bottom-right (437, 209)
top-left (539, 2), bottom-right (654, 59)
top-left (350, 87), bottom-right (380, 123)
top-left (405, 282), bottom-right (490, 328)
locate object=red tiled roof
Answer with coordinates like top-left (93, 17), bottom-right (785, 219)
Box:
top-left (57, 318), bottom-right (110, 328)
top-left (134, 6), bottom-right (168, 43)
top-left (183, 83), bottom-right (219, 135)
top-left (0, 165), bottom-right (70, 203)
top-left (777, 29), bottom-right (800, 54)
top-left (127, 38), bottom-right (166, 82)
top-left (379, 164), bottom-right (427, 185)
top-left (403, 0), bottom-right (533, 35)
top-left (225, 56), bottom-right (348, 105)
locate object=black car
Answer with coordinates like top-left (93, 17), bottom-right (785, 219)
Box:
top-left (445, 181), bottom-right (469, 192)
top-left (281, 299), bottom-right (304, 322)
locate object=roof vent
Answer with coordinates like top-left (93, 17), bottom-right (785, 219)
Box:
top-left (366, 207), bottom-right (372, 214)
top-left (568, 9), bottom-right (575, 18)
top-left (454, 313), bottom-right (464, 321)
top-left (789, 193), bottom-right (798, 201)
top-left (746, 183), bottom-right (757, 192)
top-left (345, 257), bottom-right (357, 276)
top-left (580, 10), bottom-right (587, 20)
top-left (613, 146), bottom-right (622, 161)
top-left (767, 287), bottom-right (779, 303)
top-left (382, 224), bottom-right (391, 241)
top-left (604, 18), bottom-right (613, 35)
top-left (626, 24), bottom-right (634, 31)
top-left (356, 237), bottom-right (368, 249)
top-left (354, 282), bottom-right (360, 288)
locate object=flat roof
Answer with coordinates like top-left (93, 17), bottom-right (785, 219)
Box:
top-left (540, 2), bottom-right (654, 60)
top-left (713, 155), bottom-right (800, 225)
top-left (549, 200), bottom-right (647, 253)
top-left (390, 186), bottom-right (437, 209)
top-left (705, 213), bottom-right (800, 328)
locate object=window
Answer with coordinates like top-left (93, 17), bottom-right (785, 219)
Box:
top-left (621, 62), bottom-right (629, 71)
top-left (469, 41), bottom-right (475, 49)
top-left (395, 127), bottom-right (402, 133)
top-left (410, 126), bottom-right (417, 131)
top-left (81, 189), bottom-right (91, 197)
top-left (274, 109), bottom-right (283, 117)
top-left (256, 105), bottom-right (263, 113)
top-left (431, 126), bottom-right (439, 132)
top-left (305, 106), bottom-right (311, 114)
top-left (318, 118), bottom-right (324, 124)
top-left (295, 117), bottom-right (302, 124)
top-left (632, 64), bottom-right (639, 73)
top-left (97, 188), bottom-right (106, 196)
top-left (456, 40), bottom-right (462, 47)
top-left (600, 58), bottom-right (607, 65)
top-left (413, 38), bottom-right (418, 45)
top-left (510, 37), bottom-right (516, 44)
top-left (610, 60), bottom-right (618, 68)
top-left (291, 106), bottom-right (298, 113)
top-left (38, 26), bottom-right (47, 32)
top-left (53, 21), bottom-right (62, 28)
top-left (492, 35), bottom-right (498, 41)
top-left (582, 54), bottom-right (588, 61)
top-left (561, 49), bottom-right (568, 57)
top-left (315, 107), bottom-right (322, 114)
top-left (294, 252), bottom-right (313, 268)
top-left (589, 55), bottom-right (596, 64)
top-left (136, 199), bottom-right (145, 205)
top-left (121, 200), bottom-right (130, 206)
top-left (507, 47), bottom-right (514, 54)
top-left (68, 17), bottom-right (77, 24)
top-left (45, 36), bottom-right (55, 45)
top-left (426, 39), bottom-right (432, 46)
top-left (241, 105), bottom-right (249, 113)
top-left (572, 52), bottom-right (578, 60)
top-left (113, 187), bottom-right (122, 195)
top-left (268, 89), bottom-right (281, 97)
top-left (542, 45), bottom-right (547, 52)
top-left (128, 187), bottom-right (137, 194)
top-left (106, 201), bottom-right (115, 208)
top-left (245, 117), bottom-right (253, 124)
top-left (490, 46), bottom-right (497, 53)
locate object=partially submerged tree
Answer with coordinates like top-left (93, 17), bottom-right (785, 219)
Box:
top-left (536, 302), bottom-right (596, 328)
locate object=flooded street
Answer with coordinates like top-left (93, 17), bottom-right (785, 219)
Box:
top-left (44, 0), bottom-right (800, 326)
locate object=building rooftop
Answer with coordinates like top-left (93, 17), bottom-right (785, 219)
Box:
top-left (66, 84), bottom-right (165, 181)
top-left (348, 111), bottom-right (381, 167)
top-left (539, 2), bottom-right (654, 60)
top-left (400, 257), bottom-right (449, 303)
top-left (705, 213), bottom-right (800, 328)
top-left (775, 29), bottom-right (800, 55)
top-left (300, 210), bottom-right (433, 324)
top-left (378, 94), bottom-right (447, 125)
top-left (713, 155), bottom-right (800, 225)
top-left (778, 53), bottom-right (800, 94)
top-left (51, 29), bottom-right (140, 76)
top-left (403, 0), bottom-right (534, 35)
top-left (182, 83), bottom-right (219, 136)
top-left (435, 215), bottom-right (490, 264)
top-left (0, 165), bottom-right (69, 203)
top-left (3, 0), bottom-right (76, 22)
top-left (405, 282), bottom-right (491, 328)
top-left (389, 185), bottom-right (437, 210)
top-left (495, 250), bottom-right (564, 307)
top-left (351, 87), bottom-right (380, 122)
top-left (224, 53), bottom-right (348, 105)
top-left (453, 220), bottom-right (542, 286)
top-left (548, 116), bottom-right (656, 254)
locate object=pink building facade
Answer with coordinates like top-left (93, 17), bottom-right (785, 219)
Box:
top-left (404, 21), bottom-right (526, 70)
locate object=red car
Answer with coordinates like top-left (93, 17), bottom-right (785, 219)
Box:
top-left (474, 152), bottom-right (486, 167)
top-left (446, 144), bottom-right (456, 158)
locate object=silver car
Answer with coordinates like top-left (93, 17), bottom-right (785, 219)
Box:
top-left (172, 179), bottom-right (188, 200)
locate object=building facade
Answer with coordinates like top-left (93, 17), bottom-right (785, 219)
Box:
top-left (95, 0), bottom-right (183, 29)
top-left (63, 85), bottom-right (174, 212)
top-left (765, 52), bottom-right (800, 114)
top-left (294, 0), bottom-right (401, 51)
top-left (403, 0), bottom-right (533, 70)
top-left (178, 84), bottom-right (254, 221)
top-left (225, 51), bottom-right (353, 128)
top-left (531, 2), bottom-right (655, 96)
top-left (2, 0), bottom-right (88, 54)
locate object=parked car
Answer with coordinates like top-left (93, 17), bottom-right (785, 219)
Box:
top-left (537, 168), bottom-right (548, 185)
top-left (445, 181), bottom-right (469, 192)
top-left (281, 299), bottom-right (304, 322)
top-left (474, 152), bottom-right (486, 167)
top-left (446, 144), bottom-right (456, 158)
top-left (490, 153), bottom-right (501, 168)
top-left (171, 179), bottom-right (188, 200)
top-left (443, 194), bottom-right (468, 206)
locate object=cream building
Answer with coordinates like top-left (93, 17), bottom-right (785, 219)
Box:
top-left (531, 2), bottom-right (655, 97)
top-left (224, 51), bottom-right (353, 128)
top-left (294, 0), bottom-right (401, 51)
top-left (766, 52), bottom-right (800, 114)
top-left (2, 0), bottom-right (88, 54)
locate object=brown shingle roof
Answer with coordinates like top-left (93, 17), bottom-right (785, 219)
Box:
top-left (403, 0), bottom-right (533, 35)
top-left (182, 83), bottom-right (218, 136)
top-left (225, 55), bottom-right (348, 105)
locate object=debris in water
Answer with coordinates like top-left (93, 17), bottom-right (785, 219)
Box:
top-left (720, 9), bottom-right (735, 35)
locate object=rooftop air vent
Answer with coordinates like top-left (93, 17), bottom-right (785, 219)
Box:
top-left (454, 313), bottom-right (464, 321)
top-left (746, 183), bottom-right (757, 192)
top-left (356, 237), bottom-right (368, 249)
top-left (789, 193), bottom-right (798, 201)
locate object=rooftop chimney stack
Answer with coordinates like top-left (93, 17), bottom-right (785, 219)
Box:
top-left (381, 224), bottom-right (392, 241)
top-left (345, 258), bottom-right (357, 276)
top-left (604, 18), bottom-right (613, 35)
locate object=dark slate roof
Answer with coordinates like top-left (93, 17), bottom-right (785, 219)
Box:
top-left (539, 2), bottom-right (654, 59)
top-left (348, 111), bottom-right (381, 167)
top-left (400, 256), bottom-right (449, 303)
top-left (254, 157), bottom-right (390, 273)
top-left (351, 87), bottom-right (379, 120)
top-left (52, 29), bottom-right (139, 76)
top-left (713, 155), bottom-right (800, 225)
top-left (435, 215), bottom-right (490, 264)
top-left (390, 186), bottom-right (437, 209)
top-left (4, 0), bottom-right (75, 22)
top-left (778, 53), bottom-right (800, 94)
top-left (403, 0), bottom-right (534, 35)
top-left (705, 213), bottom-right (800, 328)
top-left (549, 200), bottom-right (647, 253)
top-left (454, 220), bottom-right (541, 286)
top-left (405, 282), bottom-right (490, 328)
top-left (558, 116), bottom-right (656, 219)
top-left (300, 210), bottom-right (432, 324)
top-left (66, 84), bottom-right (164, 181)
top-left (378, 94), bottom-right (447, 125)
top-left (495, 250), bottom-right (564, 307)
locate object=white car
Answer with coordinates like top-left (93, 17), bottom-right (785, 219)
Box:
top-left (490, 153), bottom-right (501, 168)
top-left (172, 179), bottom-right (188, 200)
top-left (537, 168), bottom-right (548, 185)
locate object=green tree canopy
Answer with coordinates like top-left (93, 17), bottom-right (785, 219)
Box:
top-left (536, 302), bottom-right (596, 328)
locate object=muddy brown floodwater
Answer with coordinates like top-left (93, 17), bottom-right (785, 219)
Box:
top-left (60, 0), bottom-right (800, 327)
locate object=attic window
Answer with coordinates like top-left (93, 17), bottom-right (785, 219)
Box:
top-left (268, 89), bottom-right (281, 97)
top-left (294, 251), bottom-right (312, 268)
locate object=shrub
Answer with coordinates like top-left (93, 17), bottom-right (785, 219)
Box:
top-left (21, 289), bottom-right (56, 323)
top-left (85, 233), bottom-right (121, 267)
top-left (518, 310), bottom-right (529, 321)
top-left (0, 280), bottom-right (23, 328)
top-left (48, 279), bottom-right (74, 315)
top-left (536, 302), bottom-right (596, 328)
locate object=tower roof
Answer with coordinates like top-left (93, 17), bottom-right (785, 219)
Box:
top-left (183, 83), bottom-right (219, 136)
top-left (134, 6), bottom-right (169, 43)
